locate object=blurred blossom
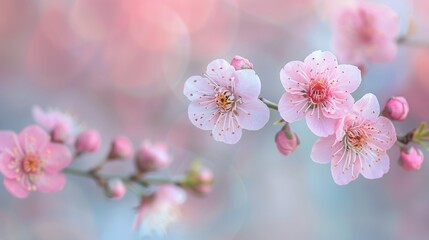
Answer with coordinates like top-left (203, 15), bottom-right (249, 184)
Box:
top-left (278, 50), bottom-right (361, 137)
top-left (400, 146), bottom-right (424, 171)
top-left (108, 136), bottom-right (133, 160)
top-left (75, 129), bottom-right (101, 154)
top-left (135, 141), bottom-right (171, 172)
top-left (0, 126), bottom-right (72, 198)
top-left (183, 162), bottom-right (214, 195)
top-left (104, 178), bottom-right (126, 199)
top-left (331, 1), bottom-right (400, 65)
top-left (275, 124), bottom-right (300, 157)
top-left (311, 94), bottom-right (396, 185)
top-left (32, 105), bottom-right (81, 144)
top-left (134, 185), bottom-right (186, 236)
top-left (230, 55), bottom-right (253, 70)
top-left (184, 59), bottom-right (269, 144)
top-left (382, 96), bottom-right (410, 121)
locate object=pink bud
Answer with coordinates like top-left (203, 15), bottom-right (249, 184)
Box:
top-left (75, 129), bottom-right (101, 154)
top-left (275, 125), bottom-right (300, 156)
top-left (382, 96), bottom-right (409, 121)
top-left (230, 55), bottom-right (253, 70)
top-left (400, 146), bottom-right (424, 171)
top-left (105, 179), bottom-right (126, 199)
top-left (51, 123), bottom-right (68, 143)
top-left (135, 141), bottom-right (171, 172)
top-left (108, 136), bottom-right (133, 159)
top-left (190, 167), bottom-right (214, 195)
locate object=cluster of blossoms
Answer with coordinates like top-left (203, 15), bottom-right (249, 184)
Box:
top-left (184, 50), bottom-right (426, 185)
top-left (0, 106), bottom-right (213, 236)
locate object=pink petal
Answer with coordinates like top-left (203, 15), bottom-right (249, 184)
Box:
top-left (4, 178), bottom-right (30, 198)
top-left (280, 60), bottom-right (309, 91)
top-left (183, 76), bottom-right (216, 102)
top-left (360, 153), bottom-right (389, 180)
top-left (353, 93), bottom-right (380, 121)
top-left (311, 136), bottom-right (336, 164)
top-left (305, 113), bottom-right (337, 137)
top-left (236, 99), bottom-right (269, 131)
top-left (233, 69), bottom-right (261, 101)
top-left (32, 105), bottom-right (52, 129)
top-left (371, 2), bottom-right (400, 39)
top-left (42, 143), bottom-right (72, 173)
top-left (205, 59), bottom-right (235, 87)
top-left (278, 92), bottom-right (306, 122)
top-left (188, 102), bottom-right (219, 131)
top-left (211, 113), bottom-right (242, 144)
top-left (19, 125), bottom-right (49, 151)
top-left (368, 41), bottom-right (397, 63)
top-left (369, 116), bottom-right (396, 150)
top-left (0, 131), bottom-right (17, 152)
top-left (35, 173), bottom-right (66, 193)
top-left (303, 50), bottom-right (338, 79)
top-left (323, 94), bottom-right (354, 119)
top-left (330, 64), bottom-right (361, 93)
top-left (0, 153), bottom-right (19, 179)
top-left (330, 150), bottom-right (361, 185)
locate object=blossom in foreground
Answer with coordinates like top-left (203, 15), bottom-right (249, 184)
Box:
top-left (134, 185), bottom-right (186, 236)
top-left (331, 1), bottom-right (400, 65)
top-left (184, 58), bottom-right (270, 144)
top-left (135, 141), bottom-right (171, 172)
top-left (32, 106), bottom-right (81, 143)
top-left (0, 125), bottom-right (72, 198)
top-left (382, 96), bottom-right (409, 121)
top-left (311, 94), bottom-right (396, 185)
top-left (399, 146), bottom-right (424, 171)
top-left (278, 50), bottom-right (361, 137)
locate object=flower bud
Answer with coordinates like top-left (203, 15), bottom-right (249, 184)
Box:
top-left (105, 178), bottom-right (126, 199)
top-left (108, 136), bottom-right (133, 159)
top-left (51, 123), bottom-right (68, 143)
top-left (275, 124), bottom-right (300, 156)
top-left (182, 162), bottom-right (214, 195)
top-left (399, 146), bottom-right (424, 171)
top-left (75, 129), bottom-right (101, 154)
top-left (382, 96), bottom-right (409, 121)
top-left (230, 55), bottom-right (253, 70)
top-left (135, 141), bottom-right (171, 172)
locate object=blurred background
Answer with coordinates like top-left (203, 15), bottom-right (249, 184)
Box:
top-left (0, 0), bottom-right (429, 239)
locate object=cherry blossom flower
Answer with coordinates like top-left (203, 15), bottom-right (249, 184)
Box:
top-left (278, 50), bottom-right (361, 137)
top-left (331, 1), bottom-right (400, 65)
top-left (184, 59), bottom-right (270, 144)
top-left (311, 94), bottom-right (396, 185)
top-left (382, 96), bottom-right (409, 121)
top-left (134, 185), bottom-right (186, 236)
top-left (0, 125), bottom-right (72, 198)
top-left (32, 106), bottom-right (81, 143)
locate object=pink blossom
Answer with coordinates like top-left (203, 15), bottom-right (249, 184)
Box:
top-left (105, 178), bottom-right (126, 199)
top-left (275, 124), bottom-right (300, 156)
top-left (184, 59), bottom-right (270, 144)
top-left (0, 125), bottom-right (72, 198)
top-left (134, 185), bottom-right (186, 236)
top-left (135, 141), bottom-right (171, 172)
top-left (108, 136), bottom-right (133, 159)
top-left (382, 96), bottom-right (409, 121)
top-left (311, 94), bottom-right (396, 185)
top-left (75, 129), bottom-right (101, 154)
top-left (32, 106), bottom-right (81, 143)
top-left (230, 55), bottom-right (253, 70)
top-left (278, 50), bottom-right (361, 137)
top-left (331, 1), bottom-right (400, 65)
top-left (399, 146), bottom-right (424, 171)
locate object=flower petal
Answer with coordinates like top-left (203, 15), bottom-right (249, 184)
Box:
top-left (42, 143), bottom-right (72, 173)
top-left (4, 178), bottom-right (30, 198)
top-left (280, 60), bottom-right (309, 91)
top-left (188, 102), bottom-right (219, 131)
top-left (183, 76), bottom-right (216, 102)
top-left (233, 69), bottom-right (261, 101)
top-left (0, 153), bottom-right (19, 179)
top-left (19, 125), bottom-right (49, 152)
top-left (368, 116), bottom-right (396, 150)
top-left (330, 64), bottom-right (361, 93)
top-left (36, 173), bottom-right (66, 193)
top-left (211, 113), bottom-right (242, 144)
top-left (236, 99), bottom-right (269, 131)
top-left (206, 59), bottom-right (235, 87)
top-left (360, 153), bottom-right (389, 180)
top-left (278, 92), bottom-right (307, 122)
top-left (311, 136), bottom-right (336, 164)
top-left (330, 150), bottom-right (361, 185)
top-left (305, 112), bottom-right (337, 137)
top-left (0, 131), bottom-right (17, 152)
top-left (353, 93), bottom-right (380, 121)
top-left (303, 50), bottom-right (338, 80)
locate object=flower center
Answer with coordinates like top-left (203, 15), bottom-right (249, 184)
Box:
top-left (215, 88), bottom-right (236, 112)
top-left (344, 127), bottom-right (367, 152)
top-left (308, 80), bottom-right (328, 104)
top-left (22, 153), bottom-right (43, 174)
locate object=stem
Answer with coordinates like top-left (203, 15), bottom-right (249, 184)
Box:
top-left (259, 97), bottom-right (279, 111)
top-left (397, 36), bottom-right (429, 48)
